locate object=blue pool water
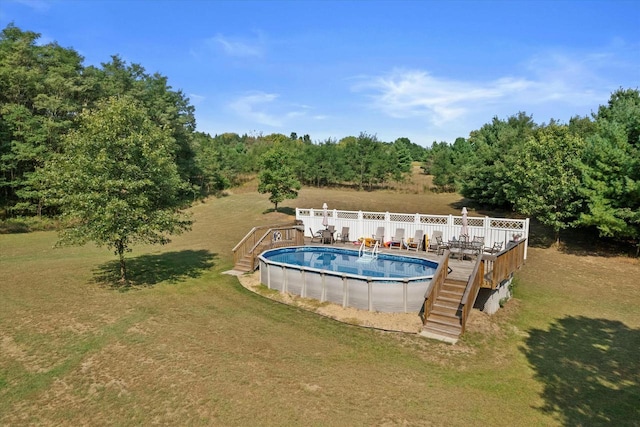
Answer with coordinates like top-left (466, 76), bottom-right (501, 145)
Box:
top-left (261, 246), bottom-right (437, 279)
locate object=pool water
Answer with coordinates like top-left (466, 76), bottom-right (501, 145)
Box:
top-left (262, 246), bottom-right (437, 279)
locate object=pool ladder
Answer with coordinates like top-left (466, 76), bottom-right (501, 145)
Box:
top-left (358, 240), bottom-right (380, 260)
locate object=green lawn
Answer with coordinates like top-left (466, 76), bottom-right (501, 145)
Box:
top-left (1, 185), bottom-right (638, 426)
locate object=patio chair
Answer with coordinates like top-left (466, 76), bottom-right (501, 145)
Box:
top-left (321, 229), bottom-right (334, 244)
top-left (373, 227), bottom-right (385, 245)
top-left (404, 230), bottom-right (424, 252)
top-left (389, 228), bottom-right (405, 249)
top-left (309, 227), bottom-right (322, 243)
top-left (428, 230), bottom-right (443, 252)
top-left (337, 226), bottom-right (350, 243)
top-left (470, 236), bottom-right (484, 254)
top-left (435, 236), bottom-right (450, 255)
top-left (484, 241), bottom-right (503, 254)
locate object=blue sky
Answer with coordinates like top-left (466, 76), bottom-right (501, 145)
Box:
top-left (2, 0), bottom-right (639, 146)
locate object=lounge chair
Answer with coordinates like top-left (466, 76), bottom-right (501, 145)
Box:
top-left (404, 230), bottom-right (424, 252)
top-left (337, 226), bottom-right (350, 243)
top-left (427, 230), bottom-right (443, 252)
top-left (389, 228), bottom-right (405, 249)
top-left (309, 227), bottom-right (322, 243)
top-left (373, 227), bottom-right (385, 245)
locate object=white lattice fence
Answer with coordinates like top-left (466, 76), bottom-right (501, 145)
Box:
top-left (296, 208), bottom-right (530, 258)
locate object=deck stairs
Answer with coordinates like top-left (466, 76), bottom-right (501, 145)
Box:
top-left (422, 278), bottom-right (467, 342)
top-left (234, 257), bottom-right (254, 273)
top-left (232, 223), bottom-right (305, 273)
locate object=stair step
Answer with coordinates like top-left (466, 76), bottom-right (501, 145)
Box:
top-left (423, 321), bottom-right (462, 339)
top-left (441, 288), bottom-right (464, 296)
top-left (440, 290), bottom-right (463, 300)
top-left (437, 296), bottom-right (463, 307)
top-left (428, 312), bottom-right (461, 326)
top-left (234, 259), bottom-right (254, 272)
top-left (433, 303), bottom-right (462, 317)
top-left (443, 280), bottom-right (467, 288)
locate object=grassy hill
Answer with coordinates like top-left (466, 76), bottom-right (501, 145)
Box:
top-left (1, 174), bottom-right (638, 425)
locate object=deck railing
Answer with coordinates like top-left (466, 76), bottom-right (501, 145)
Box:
top-left (232, 222), bottom-right (304, 270)
top-left (481, 238), bottom-right (527, 289)
top-left (421, 239), bottom-right (527, 333)
top-left (460, 256), bottom-right (485, 334)
top-left (421, 249), bottom-right (450, 324)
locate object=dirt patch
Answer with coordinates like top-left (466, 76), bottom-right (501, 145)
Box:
top-left (237, 271), bottom-right (424, 333)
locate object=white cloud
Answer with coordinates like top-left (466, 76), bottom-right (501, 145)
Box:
top-left (229, 92), bottom-right (285, 127)
top-left (9, 0), bottom-right (50, 12)
top-left (351, 46), bottom-right (629, 130)
top-left (208, 33), bottom-right (264, 58)
top-left (353, 69), bottom-right (535, 126)
top-left (188, 93), bottom-right (205, 105)
top-left (228, 92), bottom-right (320, 128)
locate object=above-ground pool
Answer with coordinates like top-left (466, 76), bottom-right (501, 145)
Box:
top-left (258, 246), bottom-right (439, 313)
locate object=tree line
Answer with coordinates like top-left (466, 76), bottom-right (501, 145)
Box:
top-left (2, 23), bottom-right (638, 256)
top-left (0, 24), bottom-right (425, 219)
top-left (424, 91), bottom-right (640, 251)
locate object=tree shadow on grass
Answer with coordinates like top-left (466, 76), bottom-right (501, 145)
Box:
top-left (526, 221), bottom-right (635, 257)
top-left (92, 249), bottom-right (217, 291)
top-left (522, 316), bottom-right (640, 426)
top-left (262, 206), bottom-right (296, 216)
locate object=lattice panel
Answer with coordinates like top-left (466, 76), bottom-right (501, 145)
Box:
top-left (298, 209), bottom-right (311, 216)
top-left (337, 211), bottom-right (359, 219)
top-left (363, 212), bottom-right (385, 220)
top-left (490, 219), bottom-right (525, 230)
top-left (468, 218), bottom-right (484, 227)
top-left (390, 214), bottom-right (415, 222)
top-left (453, 217), bottom-right (484, 226)
top-left (314, 211), bottom-right (334, 218)
top-left (420, 216), bottom-right (448, 225)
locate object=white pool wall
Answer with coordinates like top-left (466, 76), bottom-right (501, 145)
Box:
top-left (259, 248), bottom-right (434, 313)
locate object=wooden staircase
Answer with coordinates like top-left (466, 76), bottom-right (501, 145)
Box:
top-left (422, 279), bottom-right (466, 341)
top-left (234, 257), bottom-right (254, 273)
top-left (232, 223), bottom-right (305, 272)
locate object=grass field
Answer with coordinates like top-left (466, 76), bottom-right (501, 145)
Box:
top-left (1, 173), bottom-right (639, 426)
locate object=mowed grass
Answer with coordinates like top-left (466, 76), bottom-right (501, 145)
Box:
top-left (1, 173), bottom-right (639, 426)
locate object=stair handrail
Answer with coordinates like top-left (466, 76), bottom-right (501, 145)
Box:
top-left (421, 249), bottom-right (450, 324)
top-left (358, 241), bottom-right (380, 259)
top-left (232, 222), bottom-right (295, 252)
top-left (233, 222), bottom-right (303, 270)
top-left (247, 225), bottom-right (304, 270)
top-left (459, 255), bottom-right (485, 334)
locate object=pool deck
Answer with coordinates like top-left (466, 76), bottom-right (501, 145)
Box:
top-left (304, 238), bottom-right (474, 283)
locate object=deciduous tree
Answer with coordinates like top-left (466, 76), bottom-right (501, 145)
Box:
top-left (45, 96), bottom-right (192, 282)
top-left (506, 124), bottom-right (585, 244)
top-left (257, 144), bottom-right (301, 211)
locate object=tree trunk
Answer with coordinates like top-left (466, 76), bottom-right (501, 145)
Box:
top-left (117, 240), bottom-right (127, 284)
